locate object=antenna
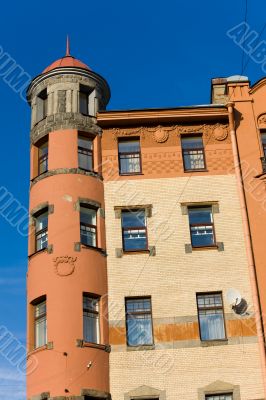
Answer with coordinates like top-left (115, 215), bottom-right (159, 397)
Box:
top-left (226, 288), bottom-right (249, 316)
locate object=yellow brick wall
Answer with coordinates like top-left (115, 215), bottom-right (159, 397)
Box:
top-left (104, 174), bottom-right (264, 399)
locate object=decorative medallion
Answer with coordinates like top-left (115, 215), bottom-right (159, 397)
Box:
top-left (53, 256), bottom-right (77, 276)
top-left (152, 127), bottom-right (169, 143)
top-left (258, 113), bottom-right (266, 128)
top-left (213, 126), bottom-right (228, 141)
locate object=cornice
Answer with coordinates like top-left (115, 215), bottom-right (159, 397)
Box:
top-left (97, 106), bottom-right (228, 126)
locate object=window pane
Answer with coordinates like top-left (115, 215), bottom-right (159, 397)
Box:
top-left (78, 152), bottom-right (93, 171)
top-left (81, 225), bottom-right (96, 247)
top-left (261, 132), bottom-right (266, 145)
top-left (206, 394), bottom-right (232, 400)
top-left (119, 140), bottom-right (140, 152)
top-left (181, 136), bottom-right (203, 149)
top-left (80, 207), bottom-right (96, 225)
top-left (36, 211), bottom-right (48, 232)
top-left (123, 228), bottom-right (147, 251)
top-left (36, 230), bottom-right (48, 251)
top-left (197, 293), bottom-right (225, 341)
top-left (189, 207), bottom-right (214, 247)
top-left (80, 92), bottom-right (88, 114)
top-left (78, 137), bottom-right (92, 150)
top-left (35, 300), bottom-right (47, 348)
top-left (126, 298), bottom-right (153, 346)
top-left (122, 210), bottom-right (145, 228)
top-left (119, 139), bottom-right (141, 174)
top-left (83, 296), bottom-right (99, 343)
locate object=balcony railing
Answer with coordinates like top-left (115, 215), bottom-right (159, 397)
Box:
top-left (261, 157), bottom-right (266, 174)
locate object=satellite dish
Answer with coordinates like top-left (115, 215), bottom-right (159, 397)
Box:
top-left (226, 288), bottom-right (249, 316)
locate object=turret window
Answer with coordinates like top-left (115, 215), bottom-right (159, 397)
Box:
top-left (79, 85), bottom-right (91, 115)
top-left (35, 209), bottom-right (48, 251)
top-left (80, 205), bottom-right (97, 247)
top-left (36, 89), bottom-right (48, 123)
top-left (83, 294), bottom-right (100, 344)
top-left (78, 135), bottom-right (93, 171)
top-left (38, 140), bottom-right (48, 175)
top-left (34, 297), bottom-right (47, 349)
top-left (261, 131), bottom-right (266, 157)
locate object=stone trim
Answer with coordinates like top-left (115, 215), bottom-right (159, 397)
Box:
top-left (180, 201), bottom-right (219, 215)
top-left (30, 112), bottom-right (101, 144)
top-left (76, 198), bottom-right (101, 210)
top-left (114, 204), bottom-right (153, 219)
top-left (31, 168), bottom-right (103, 187)
top-left (74, 242), bottom-right (107, 257)
top-left (30, 202), bottom-right (49, 217)
top-left (198, 380), bottom-right (241, 400)
top-left (76, 339), bottom-right (111, 353)
top-left (125, 385), bottom-right (166, 400)
top-left (81, 388), bottom-right (111, 399)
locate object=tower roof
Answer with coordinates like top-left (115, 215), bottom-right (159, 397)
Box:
top-left (42, 36), bottom-right (91, 73)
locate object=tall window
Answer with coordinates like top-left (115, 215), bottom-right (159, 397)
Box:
top-left (188, 206), bottom-right (215, 248)
top-left (80, 205), bottom-right (97, 247)
top-left (38, 141), bottom-right (48, 175)
top-left (261, 131), bottom-right (266, 158)
top-left (34, 298), bottom-right (47, 348)
top-left (122, 209), bottom-right (148, 251)
top-left (36, 89), bottom-right (48, 123)
top-left (79, 85), bottom-right (91, 115)
top-left (83, 295), bottom-right (100, 344)
top-left (118, 138), bottom-right (141, 175)
top-left (35, 209), bottom-right (48, 251)
top-left (181, 135), bottom-right (206, 171)
top-left (206, 395), bottom-right (232, 400)
top-left (197, 292), bottom-right (226, 341)
top-left (78, 136), bottom-right (93, 171)
top-left (125, 297), bottom-right (153, 346)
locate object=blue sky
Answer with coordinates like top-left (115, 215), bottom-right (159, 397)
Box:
top-left (0, 0), bottom-right (265, 398)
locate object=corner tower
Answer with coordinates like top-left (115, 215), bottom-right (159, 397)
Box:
top-left (26, 40), bottom-right (111, 399)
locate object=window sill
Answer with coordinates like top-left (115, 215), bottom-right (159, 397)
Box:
top-left (123, 249), bottom-right (150, 254)
top-left (77, 340), bottom-right (111, 352)
top-left (28, 247), bottom-right (47, 259)
top-left (192, 245), bottom-right (218, 251)
top-left (27, 342), bottom-right (53, 358)
top-left (77, 242), bottom-right (107, 256)
top-left (200, 339), bottom-right (228, 347)
top-left (184, 169), bottom-right (208, 173)
top-left (127, 344), bottom-right (155, 351)
top-left (119, 172), bottom-right (144, 176)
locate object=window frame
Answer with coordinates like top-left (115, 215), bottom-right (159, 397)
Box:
top-left (181, 134), bottom-right (207, 172)
top-left (38, 140), bottom-right (48, 176)
top-left (205, 394), bottom-right (233, 400)
top-left (33, 296), bottom-right (47, 349)
top-left (121, 209), bottom-right (148, 252)
top-left (79, 84), bottom-right (92, 116)
top-left (36, 88), bottom-right (48, 123)
top-left (196, 292), bottom-right (227, 342)
top-left (260, 129), bottom-right (266, 158)
top-left (125, 296), bottom-right (154, 347)
top-left (80, 204), bottom-right (98, 248)
top-left (78, 134), bottom-right (94, 172)
top-left (83, 293), bottom-right (100, 344)
top-left (188, 205), bottom-right (217, 249)
top-left (118, 137), bottom-right (142, 176)
top-left (34, 208), bottom-right (48, 252)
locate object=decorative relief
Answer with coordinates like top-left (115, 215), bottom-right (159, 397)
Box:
top-left (53, 256), bottom-right (77, 276)
top-left (258, 113), bottom-right (266, 128)
top-left (109, 123), bottom-right (229, 144)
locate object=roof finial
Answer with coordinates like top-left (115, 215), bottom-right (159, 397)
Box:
top-left (66, 35), bottom-right (70, 57)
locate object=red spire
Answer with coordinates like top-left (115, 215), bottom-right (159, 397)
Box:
top-left (66, 35), bottom-right (70, 57)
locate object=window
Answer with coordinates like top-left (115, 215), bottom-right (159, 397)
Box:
top-left (261, 131), bottom-right (266, 158)
top-left (35, 209), bottom-right (48, 251)
top-left (78, 135), bottom-right (93, 171)
top-left (206, 395), bottom-right (232, 400)
top-left (38, 141), bottom-right (48, 175)
top-left (125, 297), bottom-right (153, 346)
top-left (118, 138), bottom-right (141, 175)
top-left (197, 292), bottom-right (226, 341)
top-left (122, 209), bottom-right (148, 251)
top-left (79, 85), bottom-right (91, 115)
top-left (83, 295), bottom-right (100, 343)
top-left (181, 135), bottom-right (206, 171)
top-left (188, 206), bottom-right (216, 248)
top-left (80, 205), bottom-right (97, 247)
top-left (36, 89), bottom-right (47, 123)
top-left (34, 298), bottom-right (47, 348)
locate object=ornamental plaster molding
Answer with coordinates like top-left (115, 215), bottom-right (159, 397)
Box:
top-left (53, 255), bottom-right (77, 276)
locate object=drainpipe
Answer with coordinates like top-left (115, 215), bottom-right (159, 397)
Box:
top-left (227, 102), bottom-right (266, 394)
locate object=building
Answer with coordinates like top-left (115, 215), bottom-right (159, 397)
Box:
top-left (26, 41), bottom-right (266, 400)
